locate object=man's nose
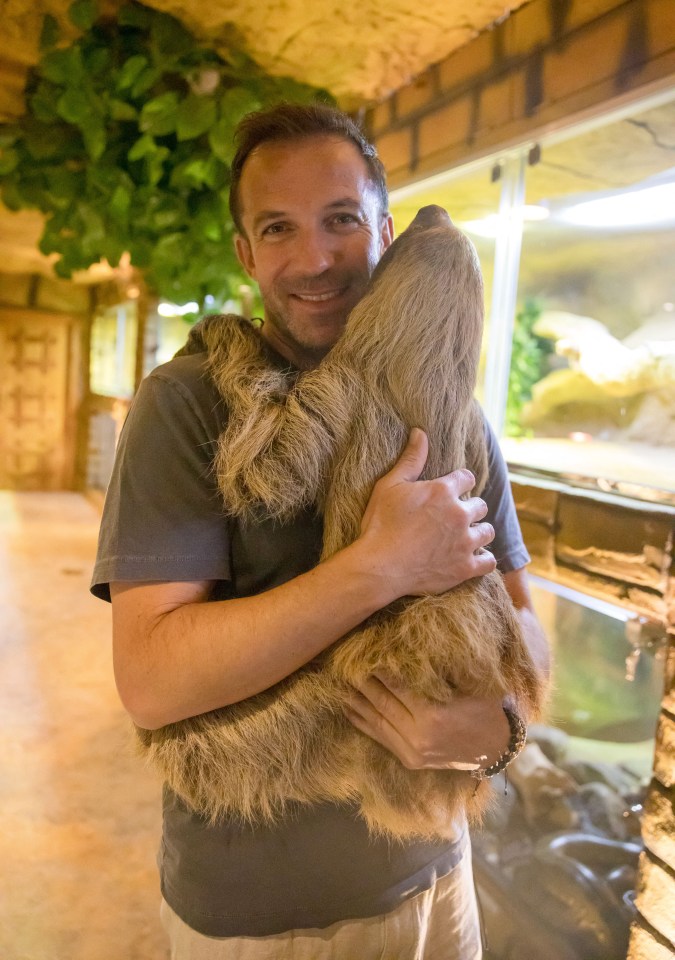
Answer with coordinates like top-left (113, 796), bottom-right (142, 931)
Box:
top-left (291, 228), bottom-right (336, 275)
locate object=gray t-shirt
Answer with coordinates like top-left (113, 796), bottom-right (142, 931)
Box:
top-left (91, 349), bottom-right (530, 937)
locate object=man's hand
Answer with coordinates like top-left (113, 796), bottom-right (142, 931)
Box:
top-left (354, 427), bottom-right (497, 600)
top-left (344, 674), bottom-right (511, 770)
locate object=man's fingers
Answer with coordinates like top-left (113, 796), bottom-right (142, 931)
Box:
top-left (343, 693), bottom-right (418, 768)
top-left (465, 495), bottom-right (489, 524)
top-left (381, 428), bottom-right (429, 485)
top-left (471, 520), bottom-right (495, 550)
top-left (438, 467), bottom-right (477, 498)
top-left (352, 677), bottom-right (414, 723)
top-left (471, 547), bottom-right (498, 576)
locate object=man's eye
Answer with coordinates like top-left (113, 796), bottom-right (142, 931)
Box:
top-left (332, 214), bottom-right (359, 227)
top-left (262, 223), bottom-right (288, 236)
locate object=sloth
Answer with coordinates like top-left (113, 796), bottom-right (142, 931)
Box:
top-left (136, 205), bottom-right (547, 840)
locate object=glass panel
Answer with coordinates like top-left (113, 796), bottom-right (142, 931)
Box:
top-left (531, 579), bottom-right (663, 772)
top-left (389, 160), bottom-right (502, 404)
top-left (503, 94), bottom-right (675, 503)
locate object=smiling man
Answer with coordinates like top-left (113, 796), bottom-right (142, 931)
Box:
top-left (232, 132), bottom-right (393, 368)
top-left (92, 102), bottom-right (548, 960)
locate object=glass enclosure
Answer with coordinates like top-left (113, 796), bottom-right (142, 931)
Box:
top-left (389, 88), bottom-right (675, 505)
top-left (388, 91), bottom-right (674, 959)
top-left (530, 578), bottom-right (664, 772)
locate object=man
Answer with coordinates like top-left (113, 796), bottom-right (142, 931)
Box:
top-left (92, 102), bottom-right (548, 958)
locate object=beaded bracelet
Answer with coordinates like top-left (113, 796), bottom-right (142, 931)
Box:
top-left (470, 706), bottom-right (528, 784)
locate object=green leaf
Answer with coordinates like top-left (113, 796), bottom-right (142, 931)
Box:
top-left (82, 44), bottom-right (110, 77)
top-left (220, 86), bottom-right (260, 119)
top-left (39, 15), bottom-right (60, 51)
top-left (127, 134), bottom-right (157, 161)
top-left (23, 122), bottom-right (73, 160)
top-left (146, 145), bottom-right (170, 187)
top-left (118, 3), bottom-right (152, 29)
top-left (40, 47), bottom-right (84, 85)
top-left (0, 148), bottom-right (19, 176)
top-left (175, 95), bottom-right (217, 141)
top-left (109, 184), bottom-right (132, 220)
top-left (39, 228), bottom-right (64, 257)
top-left (128, 237), bottom-right (153, 268)
top-left (29, 82), bottom-right (60, 123)
top-left (143, 196), bottom-right (186, 231)
top-left (1, 180), bottom-right (25, 211)
top-left (68, 0), bottom-right (99, 31)
top-left (139, 92), bottom-right (179, 136)
top-left (77, 200), bottom-right (105, 239)
top-left (116, 54), bottom-right (148, 91)
top-left (152, 230), bottom-right (185, 262)
top-left (100, 236), bottom-right (128, 267)
top-left (208, 118), bottom-right (236, 164)
top-left (169, 154), bottom-right (220, 189)
top-left (56, 87), bottom-right (94, 125)
top-left (82, 123), bottom-right (106, 160)
top-left (45, 167), bottom-right (82, 206)
top-left (149, 11), bottom-right (194, 63)
top-left (109, 99), bottom-right (138, 122)
top-left (130, 65), bottom-right (162, 98)
top-left (0, 128), bottom-right (18, 149)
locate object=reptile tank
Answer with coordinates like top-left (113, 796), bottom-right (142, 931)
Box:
top-left (389, 86), bottom-right (675, 959)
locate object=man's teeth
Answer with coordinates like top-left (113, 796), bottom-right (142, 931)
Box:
top-left (295, 291), bottom-right (340, 302)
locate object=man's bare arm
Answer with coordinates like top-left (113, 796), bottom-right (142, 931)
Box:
top-left (111, 428), bottom-right (497, 730)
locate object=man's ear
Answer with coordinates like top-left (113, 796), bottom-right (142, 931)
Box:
top-left (379, 213), bottom-right (395, 255)
top-left (234, 233), bottom-right (257, 280)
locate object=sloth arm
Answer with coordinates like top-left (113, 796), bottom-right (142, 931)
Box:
top-left (344, 567), bottom-right (550, 771)
top-left (111, 429), bottom-right (497, 731)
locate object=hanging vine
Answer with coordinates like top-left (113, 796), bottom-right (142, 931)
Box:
top-left (0, 0), bottom-right (333, 306)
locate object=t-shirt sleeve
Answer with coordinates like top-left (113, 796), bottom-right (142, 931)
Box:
top-left (481, 419), bottom-right (530, 574)
top-left (91, 369), bottom-right (232, 601)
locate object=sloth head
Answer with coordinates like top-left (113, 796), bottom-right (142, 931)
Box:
top-left (333, 205), bottom-right (485, 403)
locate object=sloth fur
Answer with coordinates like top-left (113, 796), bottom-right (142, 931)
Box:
top-left (136, 205), bottom-right (546, 840)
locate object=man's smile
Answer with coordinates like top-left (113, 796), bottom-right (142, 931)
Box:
top-left (291, 288), bottom-right (346, 303)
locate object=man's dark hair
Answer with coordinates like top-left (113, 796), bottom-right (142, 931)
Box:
top-left (228, 102), bottom-right (389, 233)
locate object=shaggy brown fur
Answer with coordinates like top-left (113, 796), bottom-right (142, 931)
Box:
top-left (136, 206), bottom-right (547, 840)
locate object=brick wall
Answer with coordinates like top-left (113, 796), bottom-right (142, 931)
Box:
top-left (365, 0), bottom-right (675, 190)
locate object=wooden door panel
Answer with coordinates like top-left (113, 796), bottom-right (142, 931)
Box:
top-left (0, 310), bottom-right (75, 490)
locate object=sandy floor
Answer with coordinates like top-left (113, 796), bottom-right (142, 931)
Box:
top-left (0, 492), bottom-right (167, 960)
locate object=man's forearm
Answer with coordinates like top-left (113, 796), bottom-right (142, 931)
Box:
top-left (112, 540), bottom-right (396, 730)
top-left (502, 568), bottom-right (551, 718)
top-left (112, 430), bottom-right (498, 730)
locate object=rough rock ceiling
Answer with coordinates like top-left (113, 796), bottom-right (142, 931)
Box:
top-left (3, 0), bottom-right (530, 116)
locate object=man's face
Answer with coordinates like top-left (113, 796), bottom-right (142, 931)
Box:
top-left (234, 135), bottom-right (394, 369)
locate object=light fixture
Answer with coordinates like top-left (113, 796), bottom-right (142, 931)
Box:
top-left (462, 205), bottom-right (549, 238)
top-left (157, 301), bottom-right (200, 317)
top-left (558, 180), bottom-right (675, 229)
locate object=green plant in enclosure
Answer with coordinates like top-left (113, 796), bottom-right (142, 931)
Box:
top-left (505, 298), bottom-right (552, 437)
top-left (0, 0), bottom-right (332, 307)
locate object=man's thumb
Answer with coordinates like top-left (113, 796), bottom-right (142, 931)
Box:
top-left (387, 428), bottom-right (428, 483)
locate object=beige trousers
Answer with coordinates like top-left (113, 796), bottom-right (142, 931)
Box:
top-left (159, 848), bottom-right (483, 960)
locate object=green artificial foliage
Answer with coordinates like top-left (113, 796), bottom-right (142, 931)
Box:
top-left (0, 0), bottom-right (333, 307)
top-left (505, 298), bottom-right (552, 437)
